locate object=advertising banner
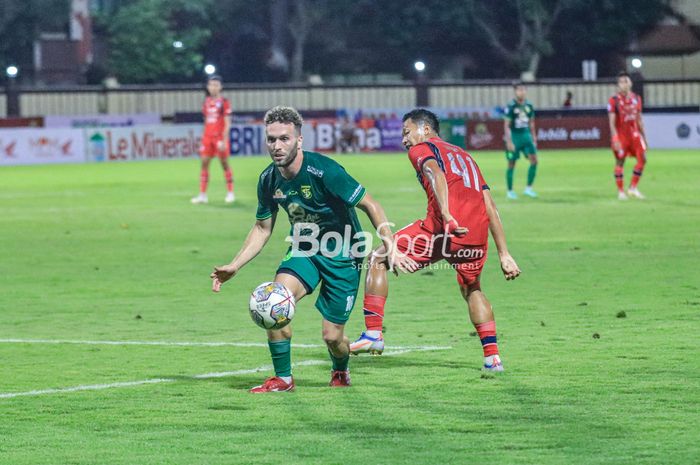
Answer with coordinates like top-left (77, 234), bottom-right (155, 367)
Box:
top-left (0, 117), bottom-right (44, 128)
top-left (85, 124), bottom-right (201, 162)
top-left (643, 114), bottom-right (700, 149)
top-left (45, 113), bottom-right (161, 128)
top-left (0, 127), bottom-right (85, 166)
top-left (466, 116), bottom-right (610, 150)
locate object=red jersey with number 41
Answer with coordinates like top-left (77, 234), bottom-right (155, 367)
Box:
top-left (203, 96), bottom-right (231, 138)
top-left (408, 137), bottom-right (490, 245)
top-left (607, 92), bottom-right (642, 139)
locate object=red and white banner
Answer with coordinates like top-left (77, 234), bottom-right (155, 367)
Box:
top-left (643, 114), bottom-right (700, 149)
top-left (0, 128), bottom-right (85, 166)
top-left (85, 125), bottom-right (201, 162)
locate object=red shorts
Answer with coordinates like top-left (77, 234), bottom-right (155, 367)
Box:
top-left (393, 220), bottom-right (488, 287)
top-left (612, 135), bottom-right (646, 160)
top-left (200, 135), bottom-right (230, 158)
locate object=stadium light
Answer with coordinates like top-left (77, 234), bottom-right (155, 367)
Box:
top-left (414, 61), bottom-right (426, 72)
top-left (204, 64), bottom-right (216, 75)
top-left (173, 41), bottom-right (184, 49)
top-left (6, 65), bottom-right (18, 78)
top-left (631, 58), bottom-right (642, 69)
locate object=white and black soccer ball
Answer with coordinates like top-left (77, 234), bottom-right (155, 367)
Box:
top-left (249, 282), bottom-right (295, 330)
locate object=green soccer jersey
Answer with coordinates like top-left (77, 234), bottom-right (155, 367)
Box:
top-left (256, 151), bottom-right (367, 258)
top-left (505, 99), bottom-right (536, 134)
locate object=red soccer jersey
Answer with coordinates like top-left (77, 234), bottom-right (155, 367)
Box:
top-left (408, 137), bottom-right (490, 245)
top-left (202, 96), bottom-right (232, 138)
top-left (607, 92), bottom-right (642, 139)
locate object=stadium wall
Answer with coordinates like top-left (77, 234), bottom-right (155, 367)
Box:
top-left (6, 80), bottom-right (700, 117)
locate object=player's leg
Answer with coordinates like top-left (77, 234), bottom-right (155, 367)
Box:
top-left (322, 319), bottom-right (352, 387)
top-left (628, 140), bottom-right (647, 199)
top-left (505, 151), bottom-right (518, 199)
top-left (192, 154), bottom-right (212, 204)
top-left (218, 150), bottom-right (235, 203)
top-left (460, 281), bottom-right (503, 372)
top-left (523, 145), bottom-right (538, 198)
top-left (250, 256), bottom-right (319, 393)
top-left (614, 156), bottom-right (627, 200)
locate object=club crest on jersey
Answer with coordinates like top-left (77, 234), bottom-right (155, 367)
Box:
top-left (301, 185), bottom-right (312, 199)
top-left (273, 189), bottom-right (286, 200)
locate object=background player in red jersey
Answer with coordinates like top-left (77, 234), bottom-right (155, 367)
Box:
top-left (608, 71), bottom-right (648, 200)
top-left (191, 75), bottom-right (235, 204)
top-left (350, 109), bottom-right (521, 372)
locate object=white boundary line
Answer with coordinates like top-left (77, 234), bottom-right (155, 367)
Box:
top-left (0, 338), bottom-right (451, 351)
top-left (0, 347), bottom-right (450, 400)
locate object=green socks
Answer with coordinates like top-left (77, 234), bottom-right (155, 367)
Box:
top-left (506, 167), bottom-right (514, 191)
top-left (268, 339), bottom-right (292, 377)
top-left (328, 349), bottom-right (349, 372)
top-left (527, 163), bottom-right (538, 186)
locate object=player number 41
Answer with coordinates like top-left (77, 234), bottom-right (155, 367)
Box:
top-left (446, 152), bottom-right (481, 191)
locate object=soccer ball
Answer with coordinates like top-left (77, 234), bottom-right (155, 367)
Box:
top-left (249, 282), bottom-right (295, 330)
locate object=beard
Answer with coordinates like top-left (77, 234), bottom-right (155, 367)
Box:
top-left (271, 141), bottom-right (299, 168)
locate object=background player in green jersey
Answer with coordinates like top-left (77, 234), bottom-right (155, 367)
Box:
top-left (503, 82), bottom-right (538, 199)
top-left (210, 106), bottom-right (413, 393)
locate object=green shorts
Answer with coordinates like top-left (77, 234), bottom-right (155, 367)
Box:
top-left (506, 133), bottom-right (537, 161)
top-left (276, 250), bottom-right (362, 325)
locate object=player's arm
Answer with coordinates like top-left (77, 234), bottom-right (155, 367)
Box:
top-left (529, 115), bottom-right (537, 147)
top-left (483, 190), bottom-right (520, 280)
top-left (503, 118), bottom-right (515, 152)
top-left (637, 108), bottom-right (648, 146)
top-left (211, 213), bottom-right (277, 289)
top-left (608, 105), bottom-right (621, 152)
top-left (422, 159), bottom-right (467, 237)
top-left (356, 194), bottom-right (418, 273)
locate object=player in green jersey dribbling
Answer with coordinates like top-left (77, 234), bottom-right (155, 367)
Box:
top-left (211, 106), bottom-right (415, 393)
top-left (503, 82), bottom-right (538, 199)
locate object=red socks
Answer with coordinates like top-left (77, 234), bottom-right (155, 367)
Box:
top-left (363, 294), bottom-right (386, 332)
top-left (614, 166), bottom-right (624, 192)
top-left (224, 168), bottom-right (234, 193)
top-left (474, 321), bottom-right (499, 357)
top-left (199, 168), bottom-right (209, 194)
top-left (630, 158), bottom-right (645, 189)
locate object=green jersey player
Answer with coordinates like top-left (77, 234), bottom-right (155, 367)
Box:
top-left (503, 82), bottom-right (538, 199)
top-left (211, 106), bottom-right (412, 393)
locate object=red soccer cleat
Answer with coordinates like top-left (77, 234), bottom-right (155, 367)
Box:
top-left (249, 376), bottom-right (295, 393)
top-left (329, 370), bottom-right (351, 387)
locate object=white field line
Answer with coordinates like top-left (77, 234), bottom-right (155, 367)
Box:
top-left (0, 347), bottom-right (451, 400)
top-left (0, 338), bottom-right (451, 351)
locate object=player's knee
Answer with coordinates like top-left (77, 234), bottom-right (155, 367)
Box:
top-left (322, 330), bottom-right (343, 348)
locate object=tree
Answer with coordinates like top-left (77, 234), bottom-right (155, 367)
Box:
top-left (106, 0), bottom-right (211, 83)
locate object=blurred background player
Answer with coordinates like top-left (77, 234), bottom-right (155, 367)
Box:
top-left (210, 106), bottom-right (410, 392)
top-left (350, 109), bottom-right (521, 372)
top-left (608, 71), bottom-right (648, 200)
top-left (503, 82), bottom-right (538, 199)
top-left (191, 75), bottom-right (234, 204)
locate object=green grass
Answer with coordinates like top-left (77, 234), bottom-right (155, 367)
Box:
top-left (0, 149), bottom-right (698, 465)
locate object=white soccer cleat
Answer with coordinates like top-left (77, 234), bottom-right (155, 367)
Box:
top-left (349, 331), bottom-right (384, 355)
top-left (523, 186), bottom-right (538, 198)
top-left (191, 194), bottom-right (208, 204)
top-left (627, 188), bottom-right (645, 199)
top-left (225, 192), bottom-right (236, 203)
top-left (483, 354), bottom-right (504, 372)
top-left (506, 190), bottom-right (518, 200)
top-left (617, 191), bottom-right (628, 201)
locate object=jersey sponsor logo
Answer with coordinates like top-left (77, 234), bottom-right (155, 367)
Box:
top-left (301, 185), bottom-right (312, 199)
top-left (273, 189), bottom-right (286, 200)
top-left (307, 165), bottom-right (324, 177)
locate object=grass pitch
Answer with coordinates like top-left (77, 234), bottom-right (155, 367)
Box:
top-left (0, 149), bottom-right (698, 464)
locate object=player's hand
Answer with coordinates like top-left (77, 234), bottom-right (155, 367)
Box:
top-left (499, 254), bottom-right (521, 280)
top-left (385, 243), bottom-right (419, 275)
top-left (210, 264), bottom-right (238, 292)
top-left (216, 140), bottom-right (225, 151)
top-left (506, 140), bottom-right (515, 152)
top-left (443, 215), bottom-right (468, 237)
top-left (611, 134), bottom-right (622, 152)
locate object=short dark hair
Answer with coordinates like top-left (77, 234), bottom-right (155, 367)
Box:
top-left (513, 80), bottom-right (525, 89)
top-left (402, 109), bottom-right (440, 135)
top-left (264, 106), bottom-right (304, 131)
top-left (617, 71), bottom-right (631, 80)
top-left (207, 75), bottom-right (222, 83)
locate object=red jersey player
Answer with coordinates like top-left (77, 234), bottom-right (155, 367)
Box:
top-left (191, 75), bottom-right (235, 204)
top-left (350, 109), bottom-right (521, 372)
top-left (608, 71), bottom-right (648, 200)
